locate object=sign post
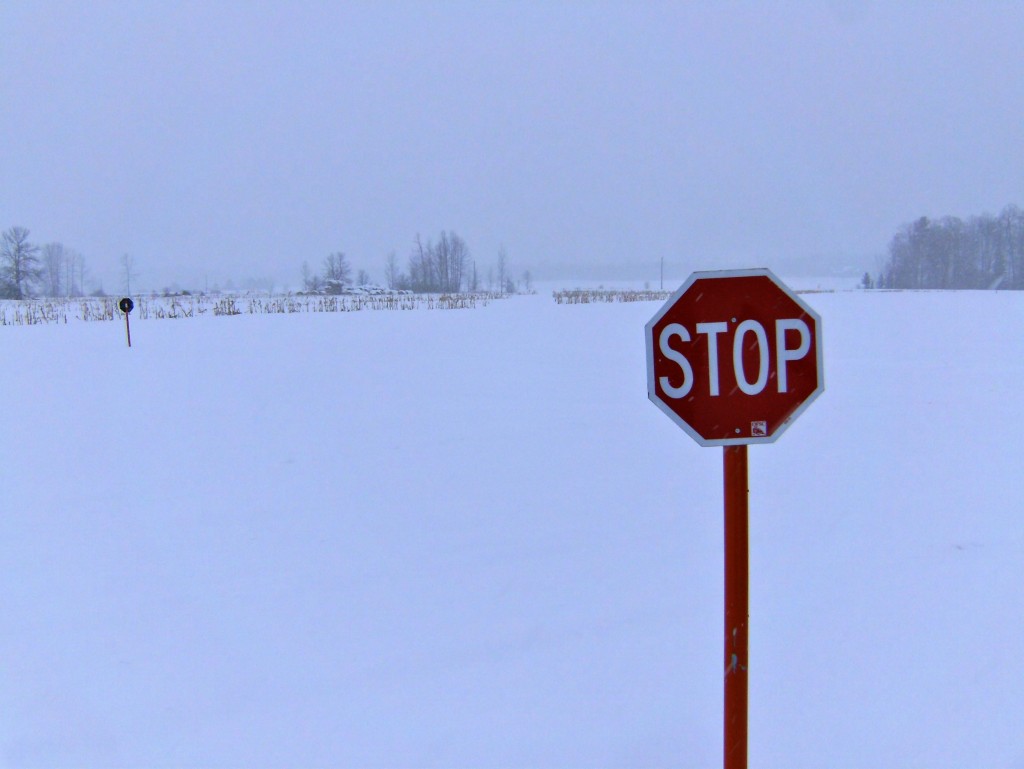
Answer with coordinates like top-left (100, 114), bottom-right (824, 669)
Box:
top-left (645, 268), bottom-right (823, 769)
top-left (119, 297), bottom-right (134, 347)
top-left (723, 444), bottom-right (748, 769)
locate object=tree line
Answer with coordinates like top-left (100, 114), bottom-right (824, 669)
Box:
top-left (872, 205), bottom-right (1024, 290)
top-left (302, 230), bottom-right (528, 294)
top-left (1, 227), bottom-right (91, 299)
top-left (3, 224), bottom-right (531, 299)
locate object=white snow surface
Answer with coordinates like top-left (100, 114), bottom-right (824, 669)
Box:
top-left (2, 290), bottom-right (1022, 768)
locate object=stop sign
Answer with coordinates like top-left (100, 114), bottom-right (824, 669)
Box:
top-left (645, 268), bottom-right (823, 445)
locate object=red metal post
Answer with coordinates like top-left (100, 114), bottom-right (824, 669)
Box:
top-left (723, 444), bottom-right (749, 769)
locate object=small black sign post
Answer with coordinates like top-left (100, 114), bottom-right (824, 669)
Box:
top-left (119, 297), bottom-right (134, 347)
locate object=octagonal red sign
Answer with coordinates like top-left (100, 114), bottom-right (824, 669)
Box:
top-left (645, 268), bottom-right (824, 445)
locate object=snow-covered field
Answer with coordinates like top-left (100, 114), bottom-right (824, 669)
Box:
top-left (2, 289), bottom-right (1022, 768)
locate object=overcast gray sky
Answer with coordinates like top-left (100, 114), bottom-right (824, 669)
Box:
top-left (2, 1), bottom-right (1022, 291)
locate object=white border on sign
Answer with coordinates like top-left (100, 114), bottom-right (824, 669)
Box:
top-left (644, 267), bottom-right (825, 447)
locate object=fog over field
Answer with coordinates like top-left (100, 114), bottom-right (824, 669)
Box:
top-left (2, 3), bottom-right (1023, 289)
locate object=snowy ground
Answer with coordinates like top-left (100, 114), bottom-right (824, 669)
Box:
top-left (1, 289), bottom-right (1022, 768)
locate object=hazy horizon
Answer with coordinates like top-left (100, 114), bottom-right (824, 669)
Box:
top-left (3, 2), bottom-right (1022, 292)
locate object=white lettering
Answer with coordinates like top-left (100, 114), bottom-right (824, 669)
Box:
top-left (696, 321), bottom-right (728, 395)
top-left (775, 318), bottom-right (811, 392)
top-left (658, 323), bottom-right (694, 398)
top-left (733, 320), bottom-right (769, 395)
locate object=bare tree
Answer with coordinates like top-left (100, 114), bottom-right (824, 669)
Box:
top-left (1, 226), bottom-right (42, 299)
top-left (121, 253), bottom-right (139, 294)
top-left (384, 251), bottom-right (401, 289)
top-left (446, 231), bottom-right (469, 292)
top-left (409, 234), bottom-right (435, 293)
top-left (320, 252), bottom-right (352, 294)
top-left (406, 231), bottom-right (469, 293)
top-left (521, 269), bottom-right (533, 292)
top-left (64, 249), bottom-right (85, 297)
top-left (357, 269), bottom-right (370, 286)
top-left (298, 261), bottom-right (322, 292)
top-left (40, 242), bottom-right (66, 297)
top-left (496, 245), bottom-right (508, 295)
top-left (435, 232), bottom-right (453, 292)
top-left (434, 230), bottom-right (468, 292)
top-left (323, 252), bottom-right (352, 286)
